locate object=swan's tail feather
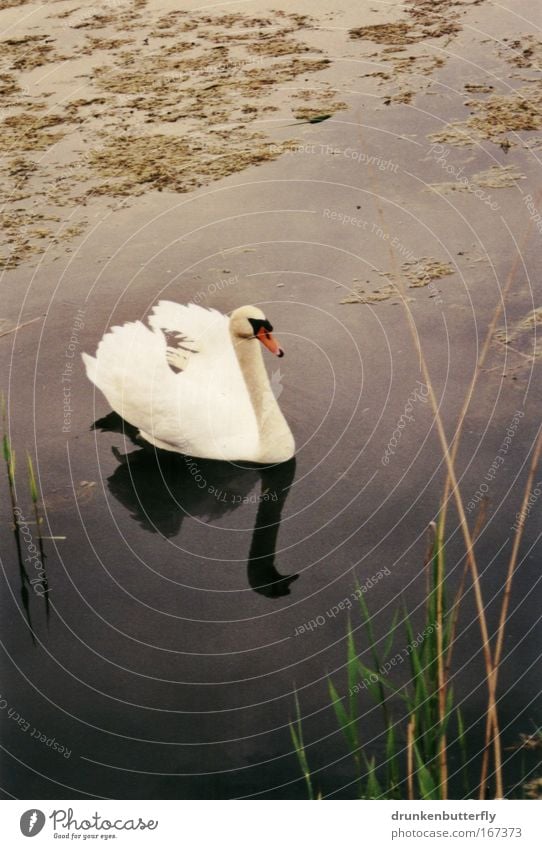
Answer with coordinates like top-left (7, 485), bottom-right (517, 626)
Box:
top-left (82, 352), bottom-right (97, 385)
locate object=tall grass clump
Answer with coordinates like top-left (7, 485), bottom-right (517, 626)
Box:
top-left (291, 430), bottom-right (542, 799)
top-left (291, 516), bottom-right (460, 800)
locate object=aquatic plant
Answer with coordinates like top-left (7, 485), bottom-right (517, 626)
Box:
top-left (2, 402), bottom-right (33, 640)
top-left (2, 396), bottom-right (49, 637)
top-left (290, 436), bottom-right (542, 799)
top-left (291, 519), bottom-right (455, 800)
top-left (26, 452), bottom-right (49, 620)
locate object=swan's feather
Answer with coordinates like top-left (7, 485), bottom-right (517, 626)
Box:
top-left (149, 302), bottom-right (224, 374)
top-left (148, 301), bottom-right (225, 342)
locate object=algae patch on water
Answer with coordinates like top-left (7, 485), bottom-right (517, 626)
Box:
top-left (0, 5), bottom-right (339, 267)
top-left (495, 308), bottom-right (542, 364)
top-left (83, 10), bottom-right (339, 194)
top-left (469, 165), bottom-right (524, 188)
top-left (0, 211), bottom-right (57, 270)
top-left (349, 1), bottom-right (465, 106)
top-left (0, 72), bottom-right (18, 96)
top-left (428, 85), bottom-right (542, 147)
top-left (399, 257), bottom-right (455, 288)
top-left (0, 34), bottom-right (68, 70)
top-left (340, 256), bottom-right (454, 305)
top-left (340, 284), bottom-right (397, 305)
top-left (349, 0), bottom-right (467, 46)
top-left (428, 164), bottom-right (524, 194)
top-left (0, 112), bottom-right (66, 153)
top-left (88, 133), bottom-right (296, 195)
top-left (291, 89), bottom-right (347, 121)
top-left (350, 22), bottom-right (420, 45)
top-left (499, 35), bottom-right (542, 71)
top-left (464, 83), bottom-right (494, 93)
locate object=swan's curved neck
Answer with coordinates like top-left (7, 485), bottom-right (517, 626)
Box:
top-left (231, 332), bottom-right (293, 462)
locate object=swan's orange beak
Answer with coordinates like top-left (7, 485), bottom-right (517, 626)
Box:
top-left (256, 327), bottom-right (284, 357)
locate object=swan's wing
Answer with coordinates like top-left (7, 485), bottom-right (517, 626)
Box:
top-left (83, 320), bottom-right (186, 446)
top-left (148, 301), bottom-right (226, 338)
top-left (148, 302), bottom-right (227, 372)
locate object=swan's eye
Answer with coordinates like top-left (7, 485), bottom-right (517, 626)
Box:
top-left (248, 317), bottom-right (273, 336)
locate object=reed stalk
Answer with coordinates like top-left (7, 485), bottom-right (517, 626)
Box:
top-left (479, 428), bottom-right (542, 796)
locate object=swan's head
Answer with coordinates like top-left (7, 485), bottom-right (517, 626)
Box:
top-left (229, 305), bottom-right (284, 357)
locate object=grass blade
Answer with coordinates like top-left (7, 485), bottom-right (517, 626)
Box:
top-left (290, 690), bottom-right (314, 800)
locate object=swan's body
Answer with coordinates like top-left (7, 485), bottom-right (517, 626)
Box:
top-left (82, 303), bottom-right (295, 463)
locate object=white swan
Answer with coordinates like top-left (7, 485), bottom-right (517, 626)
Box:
top-left (82, 303), bottom-right (295, 464)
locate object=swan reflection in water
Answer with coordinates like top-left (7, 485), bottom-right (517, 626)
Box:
top-left (94, 413), bottom-right (298, 598)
